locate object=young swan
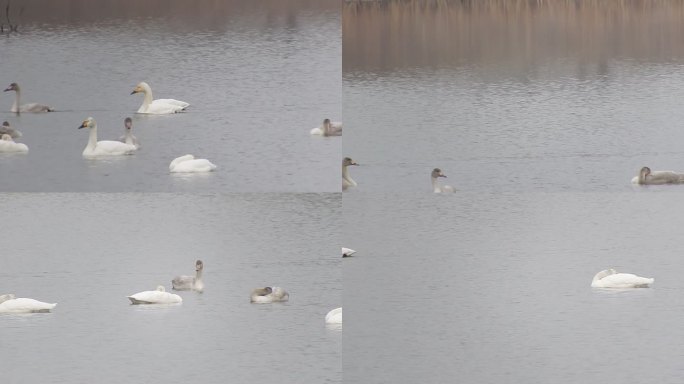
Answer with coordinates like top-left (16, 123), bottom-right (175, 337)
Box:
top-left (127, 285), bottom-right (182, 304)
top-left (0, 121), bottom-right (22, 138)
top-left (342, 157), bottom-right (359, 190)
top-left (250, 287), bottom-right (290, 303)
top-left (632, 166), bottom-right (684, 185)
top-left (0, 133), bottom-right (28, 153)
top-left (311, 118), bottom-right (342, 136)
top-left (3, 82), bottom-right (54, 113)
top-left (431, 168), bottom-right (455, 193)
top-left (130, 81), bottom-right (189, 114)
top-left (118, 117), bottom-right (140, 149)
top-left (591, 268), bottom-right (654, 288)
top-left (172, 260), bottom-right (204, 292)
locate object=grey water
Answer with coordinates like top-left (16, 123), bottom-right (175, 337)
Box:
top-left (0, 193), bottom-right (341, 384)
top-left (0, 0), bottom-right (340, 192)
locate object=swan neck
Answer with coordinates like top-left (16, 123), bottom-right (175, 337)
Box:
top-left (342, 165), bottom-right (355, 185)
top-left (125, 129), bottom-right (134, 144)
top-left (431, 176), bottom-right (441, 192)
top-left (12, 88), bottom-right (20, 112)
top-left (87, 125), bottom-right (98, 150)
top-left (195, 268), bottom-right (203, 281)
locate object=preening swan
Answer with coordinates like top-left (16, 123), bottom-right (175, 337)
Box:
top-left (169, 154), bottom-right (217, 173)
top-left (0, 134), bottom-right (28, 153)
top-left (78, 117), bottom-right (137, 157)
top-left (342, 157), bottom-right (358, 190)
top-left (127, 286), bottom-right (182, 304)
top-left (3, 82), bottom-right (53, 113)
top-left (632, 166), bottom-right (684, 185)
top-left (118, 117), bottom-right (140, 149)
top-left (342, 247), bottom-right (356, 257)
top-left (311, 119), bottom-right (342, 136)
top-left (591, 268), bottom-right (654, 288)
top-left (325, 307), bottom-right (342, 324)
top-left (0, 121), bottom-right (22, 138)
top-left (250, 287), bottom-right (290, 303)
top-left (0, 293), bottom-right (57, 313)
top-left (131, 82), bottom-right (189, 114)
top-left (431, 168), bottom-right (455, 193)
top-left (172, 260), bottom-right (204, 292)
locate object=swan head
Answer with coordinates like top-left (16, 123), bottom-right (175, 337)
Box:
top-left (3, 83), bottom-right (18, 92)
top-left (432, 168), bottom-right (447, 178)
top-left (592, 269), bottom-right (617, 283)
top-left (253, 287), bottom-right (272, 296)
top-left (78, 117), bottom-right (96, 130)
top-left (639, 166), bottom-right (651, 182)
top-left (2, 121), bottom-right (10, 128)
top-left (343, 157), bottom-right (358, 167)
top-left (195, 259), bottom-right (204, 271)
top-left (323, 118), bottom-right (331, 127)
top-left (156, 285), bottom-right (166, 292)
top-left (124, 117), bottom-right (132, 130)
top-left (131, 82), bottom-right (151, 95)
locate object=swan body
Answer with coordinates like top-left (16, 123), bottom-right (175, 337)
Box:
top-left (342, 247), bottom-right (356, 257)
top-left (250, 287), bottom-right (290, 303)
top-left (311, 119), bottom-right (342, 136)
top-left (0, 294), bottom-right (57, 313)
top-left (591, 269), bottom-right (654, 288)
top-left (431, 168), bottom-right (455, 193)
top-left (128, 286), bottom-right (182, 304)
top-left (3, 83), bottom-right (53, 113)
top-left (632, 166), bottom-right (684, 185)
top-left (131, 82), bottom-right (189, 114)
top-left (169, 154), bottom-right (217, 173)
top-left (172, 260), bottom-right (204, 292)
top-left (342, 157), bottom-right (358, 190)
top-left (0, 121), bottom-right (22, 138)
top-left (0, 134), bottom-right (28, 153)
top-left (78, 117), bottom-right (137, 157)
top-left (118, 117), bottom-right (140, 149)
top-left (325, 307), bottom-right (342, 324)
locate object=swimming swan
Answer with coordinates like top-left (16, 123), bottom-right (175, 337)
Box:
top-left (632, 166), bottom-right (684, 185)
top-left (591, 269), bottom-right (654, 288)
top-left (118, 117), bottom-right (140, 149)
top-left (0, 121), bottom-right (22, 138)
top-left (311, 119), bottom-right (342, 136)
top-left (325, 307), bottom-right (342, 324)
top-left (0, 134), bottom-right (28, 153)
top-left (78, 117), bottom-right (137, 157)
top-left (0, 294), bottom-right (57, 313)
top-left (169, 154), bottom-right (217, 173)
top-left (342, 157), bottom-right (358, 190)
top-left (172, 260), bottom-right (204, 292)
top-left (127, 286), bottom-right (182, 304)
top-left (131, 82), bottom-right (189, 114)
top-left (250, 287), bottom-right (290, 303)
top-left (431, 168), bottom-right (455, 193)
top-left (342, 247), bottom-right (356, 257)
top-left (3, 83), bottom-right (53, 113)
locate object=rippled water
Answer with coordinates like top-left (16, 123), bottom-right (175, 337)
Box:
top-left (0, 193), bottom-right (341, 383)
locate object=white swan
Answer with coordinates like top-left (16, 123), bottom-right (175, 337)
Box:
top-left (591, 268), bottom-right (654, 288)
top-left (431, 168), bottom-right (455, 193)
top-left (0, 293), bottom-right (57, 313)
top-left (631, 166), bottom-right (684, 185)
top-left (128, 286), bottom-right (182, 304)
top-left (325, 307), bottom-right (342, 324)
top-left (342, 247), bottom-right (356, 257)
top-left (342, 157), bottom-right (358, 190)
top-left (0, 121), bottom-right (22, 138)
top-left (169, 154), bottom-right (217, 173)
top-left (250, 287), bottom-right (290, 303)
top-left (118, 117), bottom-right (140, 149)
top-left (78, 117), bottom-right (137, 157)
top-left (131, 82), bottom-right (189, 114)
top-left (311, 119), bottom-right (342, 136)
top-left (172, 260), bottom-right (204, 292)
top-left (0, 134), bottom-right (28, 153)
top-left (3, 83), bottom-right (53, 113)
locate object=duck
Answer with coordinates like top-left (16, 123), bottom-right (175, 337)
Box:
top-left (3, 82), bottom-right (53, 113)
top-left (342, 247), bottom-right (356, 257)
top-left (171, 260), bottom-right (204, 292)
top-left (127, 286), bottom-right (182, 304)
top-left (431, 168), bottom-right (455, 193)
top-left (342, 157), bottom-right (358, 190)
top-left (310, 119), bottom-right (342, 136)
top-left (325, 307), bottom-right (342, 324)
top-left (78, 117), bottom-right (137, 157)
top-left (0, 134), bottom-right (28, 153)
top-left (131, 82), bottom-right (189, 114)
top-left (250, 287), bottom-right (290, 303)
top-left (591, 268), bottom-right (654, 288)
top-left (631, 166), bottom-right (684, 185)
top-left (169, 154), bottom-right (217, 173)
top-left (118, 117), bottom-right (140, 149)
top-left (0, 293), bottom-right (57, 313)
top-left (0, 121), bottom-right (22, 138)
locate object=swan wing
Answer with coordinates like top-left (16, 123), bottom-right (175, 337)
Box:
top-left (170, 159), bottom-right (217, 173)
top-left (90, 141), bottom-right (136, 156)
top-left (650, 171), bottom-right (684, 184)
top-left (0, 298), bottom-right (57, 313)
top-left (128, 290), bottom-right (182, 304)
top-left (0, 141), bottom-right (28, 153)
top-left (171, 275), bottom-right (194, 290)
top-left (20, 103), bottom-right (53, 113)
top-left (141, 99), bottom-right (189, 114)
top-left (342, 247), bottom-right (356, 257)
top-left (155, 99), bottom-right (189, 108)
top-left (594, 273), bottom-right (654, 288)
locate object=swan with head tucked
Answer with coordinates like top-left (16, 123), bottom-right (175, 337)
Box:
top-left (311, 119), bottom-right (342, 136)
top-left (118, 117), bottom-right (140, 149)
top-left (0, 121), bottom-right (22, 138)
top-left (0, 134), bottom-right (28, 153)
top-left (127, 286), bottom-right (182, 304)
top-left (78, 117), bottom-right (137, 157)
top-left (172, 260), bottom-right (204, 292)
top-left (169, 154), bottom-right (217, 173)
top-left (591, 268), bottom-right (654, 288)
top-left (431, 168), bottom-right (455, 193)
top-left (342, 247), bottom-right (356, 257)
top-left (131, 82), bottom-right (189, 114)
top-left (0, 293), bottom-right (57, 313)
top-left (250, 287), bottom-right (290, 303)
top-left (3, 83), bottom-right (53, 113)
top-left (632, 166), bottom-right (684, 185)
top-left (325, 307), bottom-right (342, 324)
top-left (342, 157), bottom-right (358, 190)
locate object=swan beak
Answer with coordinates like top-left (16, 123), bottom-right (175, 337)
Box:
top-left (78, 122), bottom-right (87, 129)
top-left (351, 162), bottom-right (359, 166)
top-left (3, 87), bottom-right (11, 92)
top-left (130, 90), bottom-right (138, 95)
top-left (440, 174), bottom-right (447, 178)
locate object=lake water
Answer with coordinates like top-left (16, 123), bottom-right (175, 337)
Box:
top-left (0, 193), bottom-right (341, 384)
top-left (0, 0), bottom-right (340, 192)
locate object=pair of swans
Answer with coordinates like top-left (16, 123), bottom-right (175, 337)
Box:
top-left (128, 260), bottom-right (204, 305)
top-left (131, 82), bottom-right (189, 114)
top-left (3, 82), bottom-right (53, 113)
top-left (343, 157), bottom-right (358, 190)
top-left (0, 293), bottom-right (56, 313)
top-left (79, 117), bottom-right (138, 157)
top-left (591, 269), bottom-right (654, 288)
top-left (310, 119), bottom-right (342, 136)
top-left (250, 287), bottom-right (290, 303)
top-left (632, 166), bottom-right (684, 185)
top-left (0, 133), bottom-right (28, 153)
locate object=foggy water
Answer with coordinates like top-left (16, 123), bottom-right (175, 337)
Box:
top-left (0, 193), bottom-right (341, 384)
